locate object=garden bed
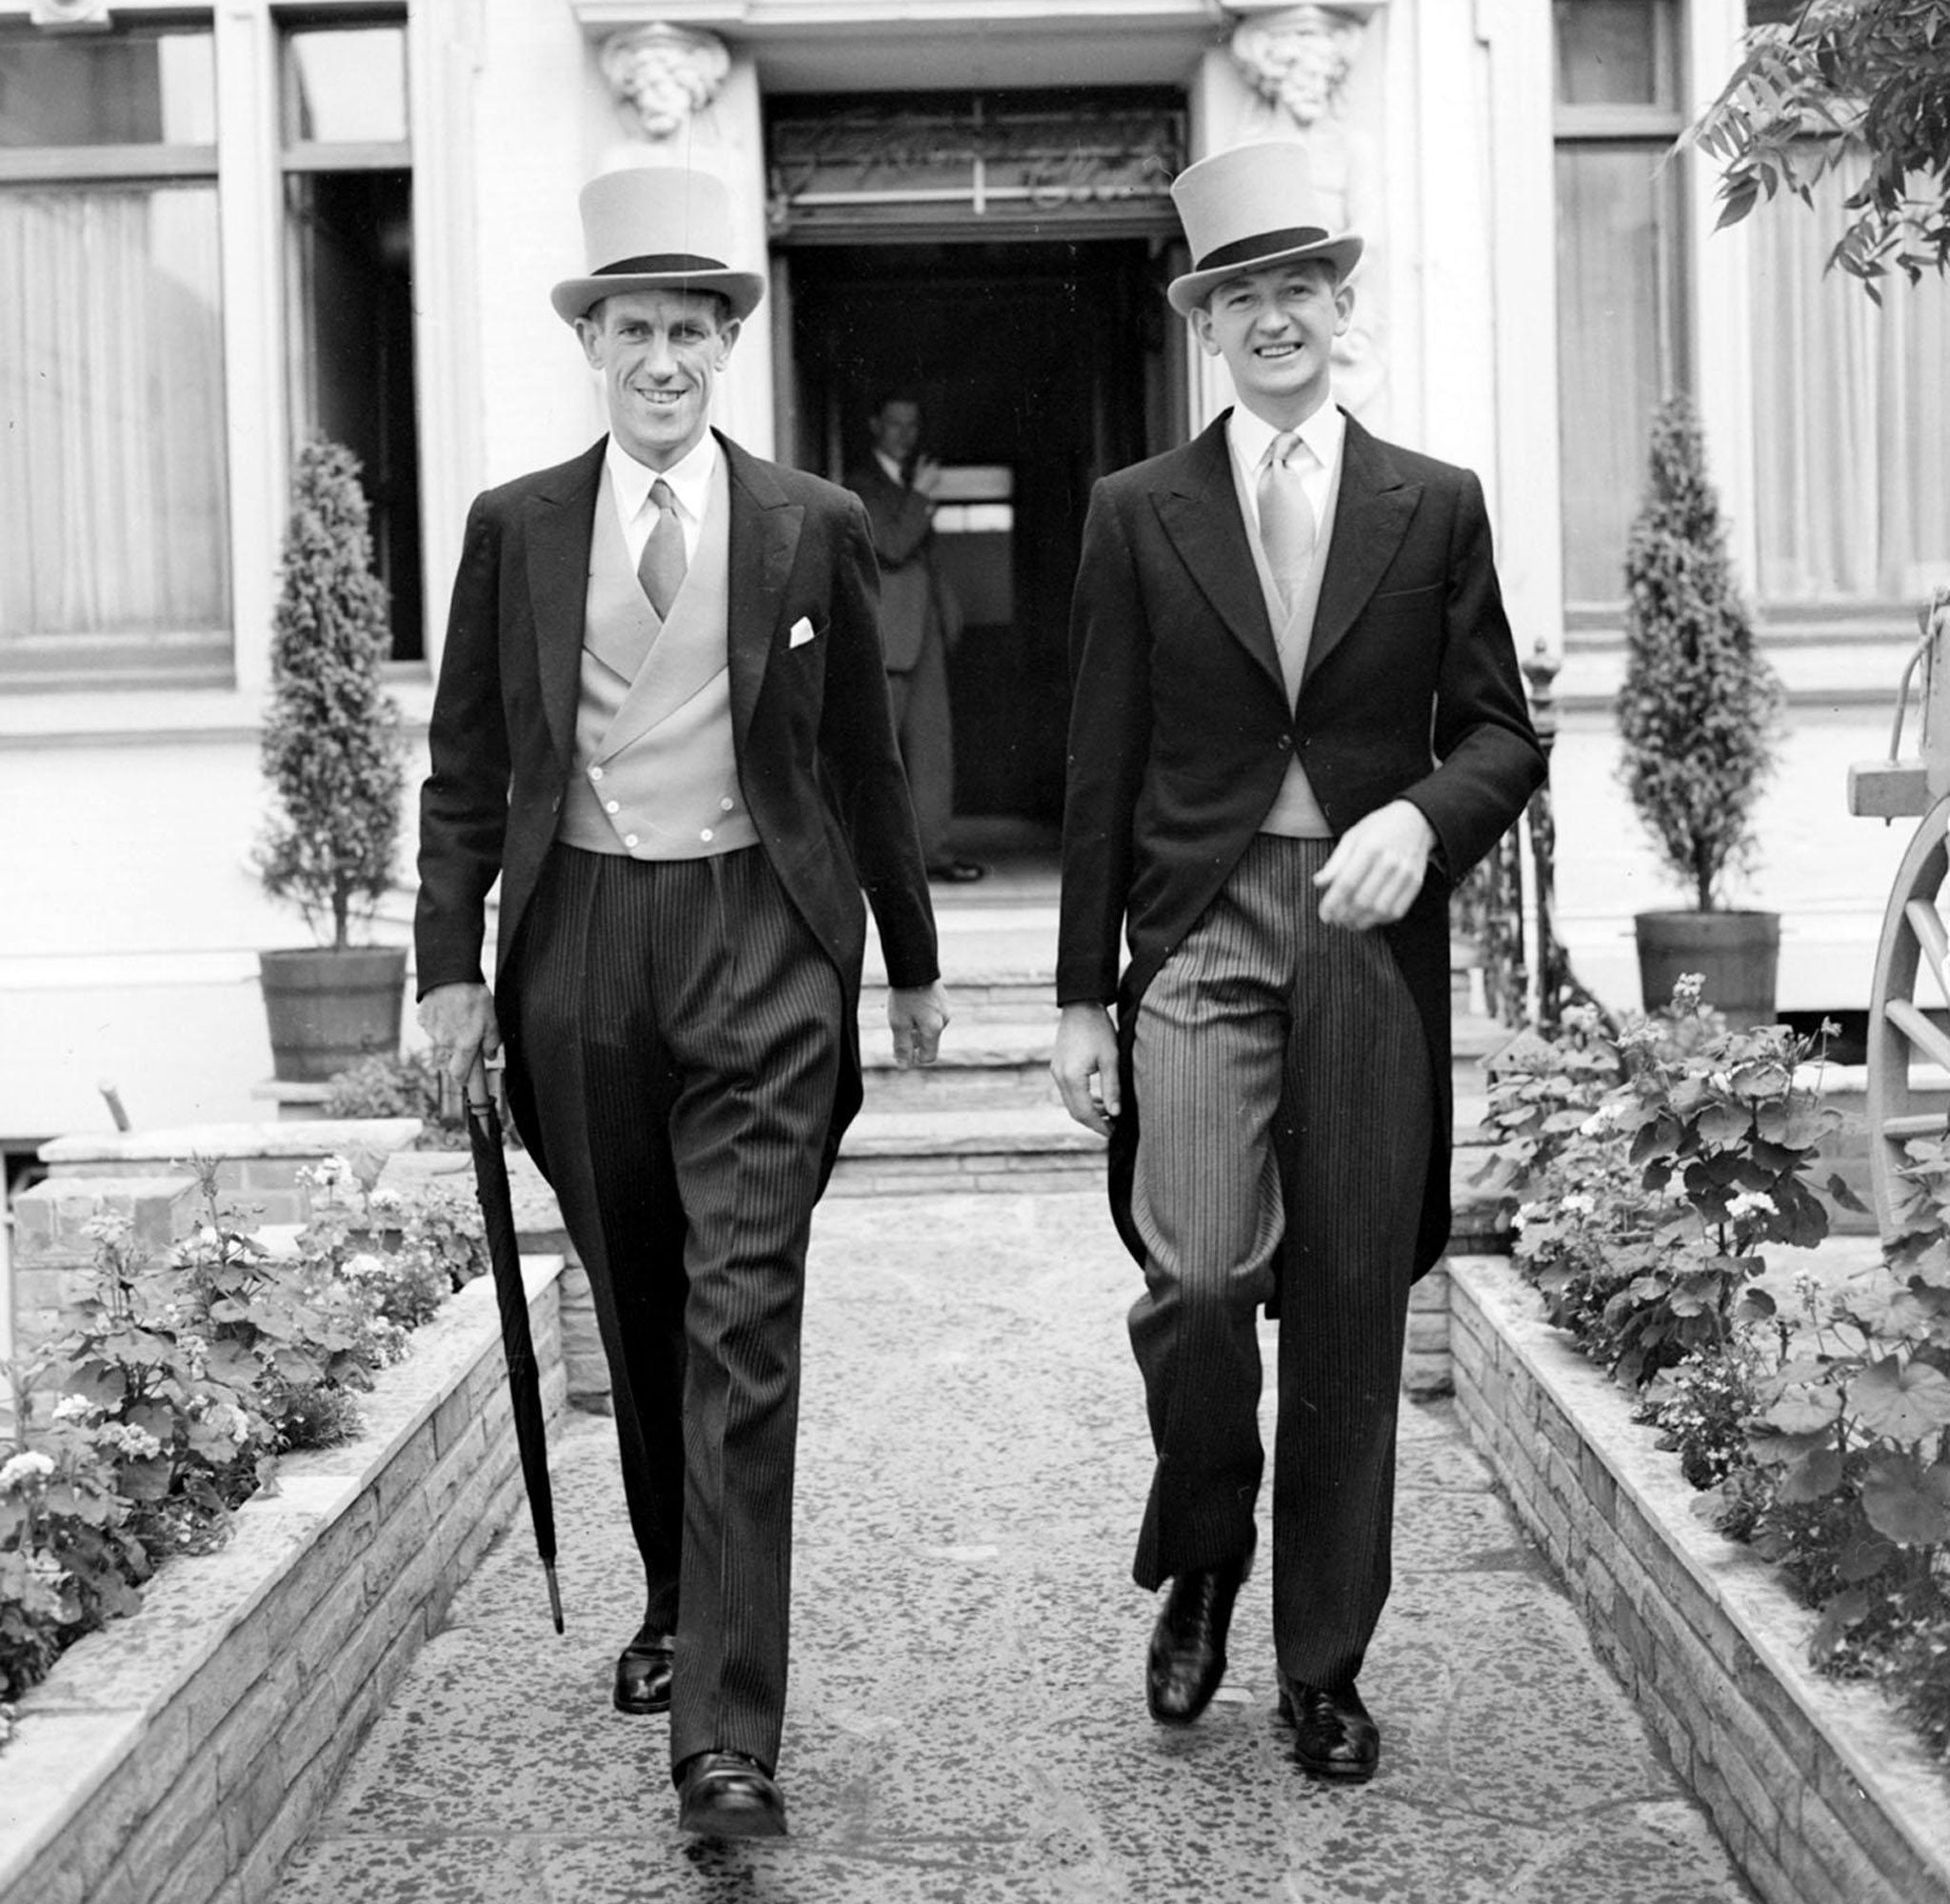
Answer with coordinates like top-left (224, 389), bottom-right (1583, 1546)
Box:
top-left (0, 1255), bottom-right (565, 1904)
top-left (1449, 1252), bottom-right (1950, 1904)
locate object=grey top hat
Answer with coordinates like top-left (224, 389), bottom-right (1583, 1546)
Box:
top-left (1165, 142), bottom-right (1363, 317)
top-left (550, 166), bottom-right (766, 326)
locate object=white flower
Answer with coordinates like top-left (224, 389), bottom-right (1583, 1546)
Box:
top-left (368, 1187), bottom-right (403, 1213)
top-left (0, 1451), bottom-right (56, 1493)
top-left (1558, 1191), bottom-right (1598, 1218)
top-left (50, 1394), bottom-right (94, 1425)
top-left (1579, 1104), bottom-right (1620, 1137)
top-left (1725, 1191), bottom-right (1776, 1220)
top-left (342, 1251), bottom-right (388, 1284)
top-left (98, 1423), bottom-right (164, 1461)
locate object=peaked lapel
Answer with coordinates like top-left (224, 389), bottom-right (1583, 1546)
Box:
top-left (721, 434), bottom-right (805, 759)
top-left (527, 439), bottom-right (607, 768)
top-left (1304, 415), bottom-right (1421, 688)
top-left (1152, 417), bottom-right (1284, 698)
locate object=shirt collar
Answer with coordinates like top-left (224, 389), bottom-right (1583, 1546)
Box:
top-left (606, 428), bottom-right (719, 523)
top-left (873, 447), bottom-right (905, 486)
top-left (1228, 399), bottom-right (1344, 477)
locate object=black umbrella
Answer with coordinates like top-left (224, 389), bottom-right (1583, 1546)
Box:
top-left (465, 1079), bottom-right (564, 1634)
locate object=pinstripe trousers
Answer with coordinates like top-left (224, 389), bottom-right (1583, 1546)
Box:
top-left (1128, 834), bottom-right (1431, 1691)
top-left (504, 843), bottom-right (843, 1778)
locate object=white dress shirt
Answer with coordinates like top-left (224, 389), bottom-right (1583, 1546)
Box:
top-left (1227, 398), bottom-right (1344, 544)
top-left (606, 429), bottom-right (717, 571)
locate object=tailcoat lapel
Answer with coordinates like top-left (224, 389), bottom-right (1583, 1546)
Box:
top-left (722, 434), bottom-right (805, 758)
top-left (1153, 420), bottom-right (1285, 698)
top-left (527, 440), bottom-right (607, 768)
top-left (1305, 416), bottom-right (1421, 688)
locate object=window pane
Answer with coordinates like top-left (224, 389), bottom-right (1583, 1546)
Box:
top-left (0, 187), bottom-right (230, 656)
top-left (1556, 144), bottom-right (1683, 605)
top-left (1750, 162), bottom-right (1950, 604)
top-left (284, 28), bottom-right (408, 146)
top-left (0, 30), bottom-right (215, 148)
top-left (1554, 0), bottom-right (1667, 109)
top-left (287, 169), bottom-right (422, 658)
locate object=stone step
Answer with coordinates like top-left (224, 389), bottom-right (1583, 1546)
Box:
top-left (829, 1102), bottom-right (1105, 1196)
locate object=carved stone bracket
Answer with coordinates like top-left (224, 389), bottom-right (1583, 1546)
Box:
top-left (1227, 5), bottom-right (1375, 129)
top-left (30, 0), bottom-right (113, 30)
top-left (598, 22), bottom-right (732, 144)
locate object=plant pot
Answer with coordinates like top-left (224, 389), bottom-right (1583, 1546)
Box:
top-left (259, 946), bottom-right (408, 1083)
top-left (1634, 909), bottom-right (1780, 1027)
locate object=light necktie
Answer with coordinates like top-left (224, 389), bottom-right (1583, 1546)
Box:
top-left (1258, 430), bottom-right (1318, 613)
top-left (637, 479), bottom-right (686, 619)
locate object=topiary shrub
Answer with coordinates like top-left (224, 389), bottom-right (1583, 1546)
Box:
top-left (1617, 395), bottom-right (1783, 911)
top-left (257, 440), bottom-right (405, 950)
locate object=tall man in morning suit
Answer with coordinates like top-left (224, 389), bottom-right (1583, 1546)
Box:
top-left (1052, 144), bottom-right (1543, 1782)
top-left (415, 167), bottom-right (947, 1838)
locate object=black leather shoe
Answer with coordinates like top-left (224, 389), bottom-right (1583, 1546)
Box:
top-left (675, 1750), bottom-right (787, 1838)
top-left (612, 1634), bottom-right (674, 1715)
top-left (1145, 1543), bottom-right (1253, 1726)
top-left (1279, 1675), bottom-right (1380, 1782)
top-left (927, 860), bottom-right (988, 883)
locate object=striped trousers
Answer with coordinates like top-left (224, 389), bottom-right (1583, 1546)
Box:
top-left (504, 843), bottom-right (843, 1777)
top-left (1128, 833), bottom-right (1431, 1690)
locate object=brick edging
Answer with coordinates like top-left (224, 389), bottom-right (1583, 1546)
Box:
top-left (0, 1259), bottom-right (567, 1904)
top-left (1447, 1254), bottom-right (1950, 1904)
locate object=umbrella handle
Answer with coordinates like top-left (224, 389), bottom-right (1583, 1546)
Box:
top-left (466, 1055), bottom-right (508, 1121)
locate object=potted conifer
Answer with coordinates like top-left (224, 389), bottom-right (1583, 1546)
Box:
top-left (1619, 395), bottom-right (1785, 1025)
top-left (256, 440), bottom-right (408, 1081)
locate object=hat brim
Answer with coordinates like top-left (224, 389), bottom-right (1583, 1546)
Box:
top-left (551, 268), bottom-right (766, 327)
top-left (1166, 234), bottom-right (1363, 317)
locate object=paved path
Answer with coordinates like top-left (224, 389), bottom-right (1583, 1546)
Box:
top-left (272, 1193), bottom-right (1754, 1903)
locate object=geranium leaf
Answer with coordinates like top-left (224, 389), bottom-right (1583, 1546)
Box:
top-left (1861, 1469), bottom-right (1950, 1545)
top-left (1847, 1357), bottom-right (1950, 1441)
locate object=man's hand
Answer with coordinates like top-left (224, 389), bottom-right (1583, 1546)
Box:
top-left (888, 981), bottom-right (949, 1067)
top-left (417, 982), bottom-right (501, 1099)
top-left (909, 455), bottom-right (943, 500)
top-left (1314, 800), bottom-right (1438, 931)
top-left (1051, 1002), bottom-right (1121, 1138)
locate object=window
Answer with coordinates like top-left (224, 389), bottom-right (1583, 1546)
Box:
top-left (1552, 0), bottom-right (1688, 613)
top-left (0, 25), bottom-right (231, 686)
top-left (282, 19), bottom-right (422, 660)
top-left (1741, 9), bottom-right (1950, 607)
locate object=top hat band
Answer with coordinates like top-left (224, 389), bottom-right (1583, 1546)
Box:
top-left (1193, 226), bottom-right (1332, 273)
top-left (595, 251), bottom-right (730, 276)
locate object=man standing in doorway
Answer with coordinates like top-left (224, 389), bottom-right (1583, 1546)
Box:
top-left (1051, 144), bottom-right (1542, 1782)
top-left (415, 166), bottom-right (947, 1838)
top-left (846, 393), bottom-right (986, 883)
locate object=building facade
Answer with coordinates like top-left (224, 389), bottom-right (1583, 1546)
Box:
top-left (1, 0), bottom-right (1943, 1155)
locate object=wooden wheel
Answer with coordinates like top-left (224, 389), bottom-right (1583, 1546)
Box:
top-left (1866, 794), bottom-right (1950, 1234)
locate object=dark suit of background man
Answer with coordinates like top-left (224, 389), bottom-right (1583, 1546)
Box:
top-left (1052, 143), bottom-right (1543, 1784)
top-left (415, 166), bottom-right (948, 1840)
top-left (846, 396), bottom-right (986, 883)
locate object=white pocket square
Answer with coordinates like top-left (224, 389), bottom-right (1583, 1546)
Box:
top-left (788, 616), bottom-right (817, 647)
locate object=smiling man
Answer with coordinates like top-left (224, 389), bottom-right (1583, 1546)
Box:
top-left (415, 167), bottom-right (946, 1838)
top-left (1052, 143), bottom-right (1543, 1784)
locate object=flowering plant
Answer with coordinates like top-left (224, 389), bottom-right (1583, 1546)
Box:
top-left (1478, 980), bottom-right (1849, 1385)
top-left (1, 1155), bottom-right (478, 1734)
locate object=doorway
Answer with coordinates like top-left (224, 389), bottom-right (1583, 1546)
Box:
top-left (783, 240), bottom-right (1180, 834)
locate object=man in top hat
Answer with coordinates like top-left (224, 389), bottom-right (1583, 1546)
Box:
top-left (415, 165), bottom-right (947, 1837)
top-left (1051, 143), bottom-right (1542, 1781)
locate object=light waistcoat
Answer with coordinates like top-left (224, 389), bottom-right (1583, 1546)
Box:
top-left (1229, 439), bottom-right (1341, 839)
top-left (556, 456), bottom-right (759, 861)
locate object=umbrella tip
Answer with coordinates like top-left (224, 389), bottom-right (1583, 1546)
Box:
top-left (545, 1560), bottom-right (565, 1636)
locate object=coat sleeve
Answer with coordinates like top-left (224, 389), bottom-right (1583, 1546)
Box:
top-left (413, 493), bottom-right (510, 996)
top-left (849, 466), bottom-right (935, 569)
top-left (815, 493), bottom-right (941, 990)
top-left (1394, 469), bottom-right (1546, 881)
top-left (1056, 480), bottom-right (1153, 1007)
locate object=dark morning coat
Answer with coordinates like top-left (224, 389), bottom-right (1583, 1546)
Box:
top-left (414, 430), bottom-right (940, 1179)
top-left (1055, 410), bottom-right (1547, 1280)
